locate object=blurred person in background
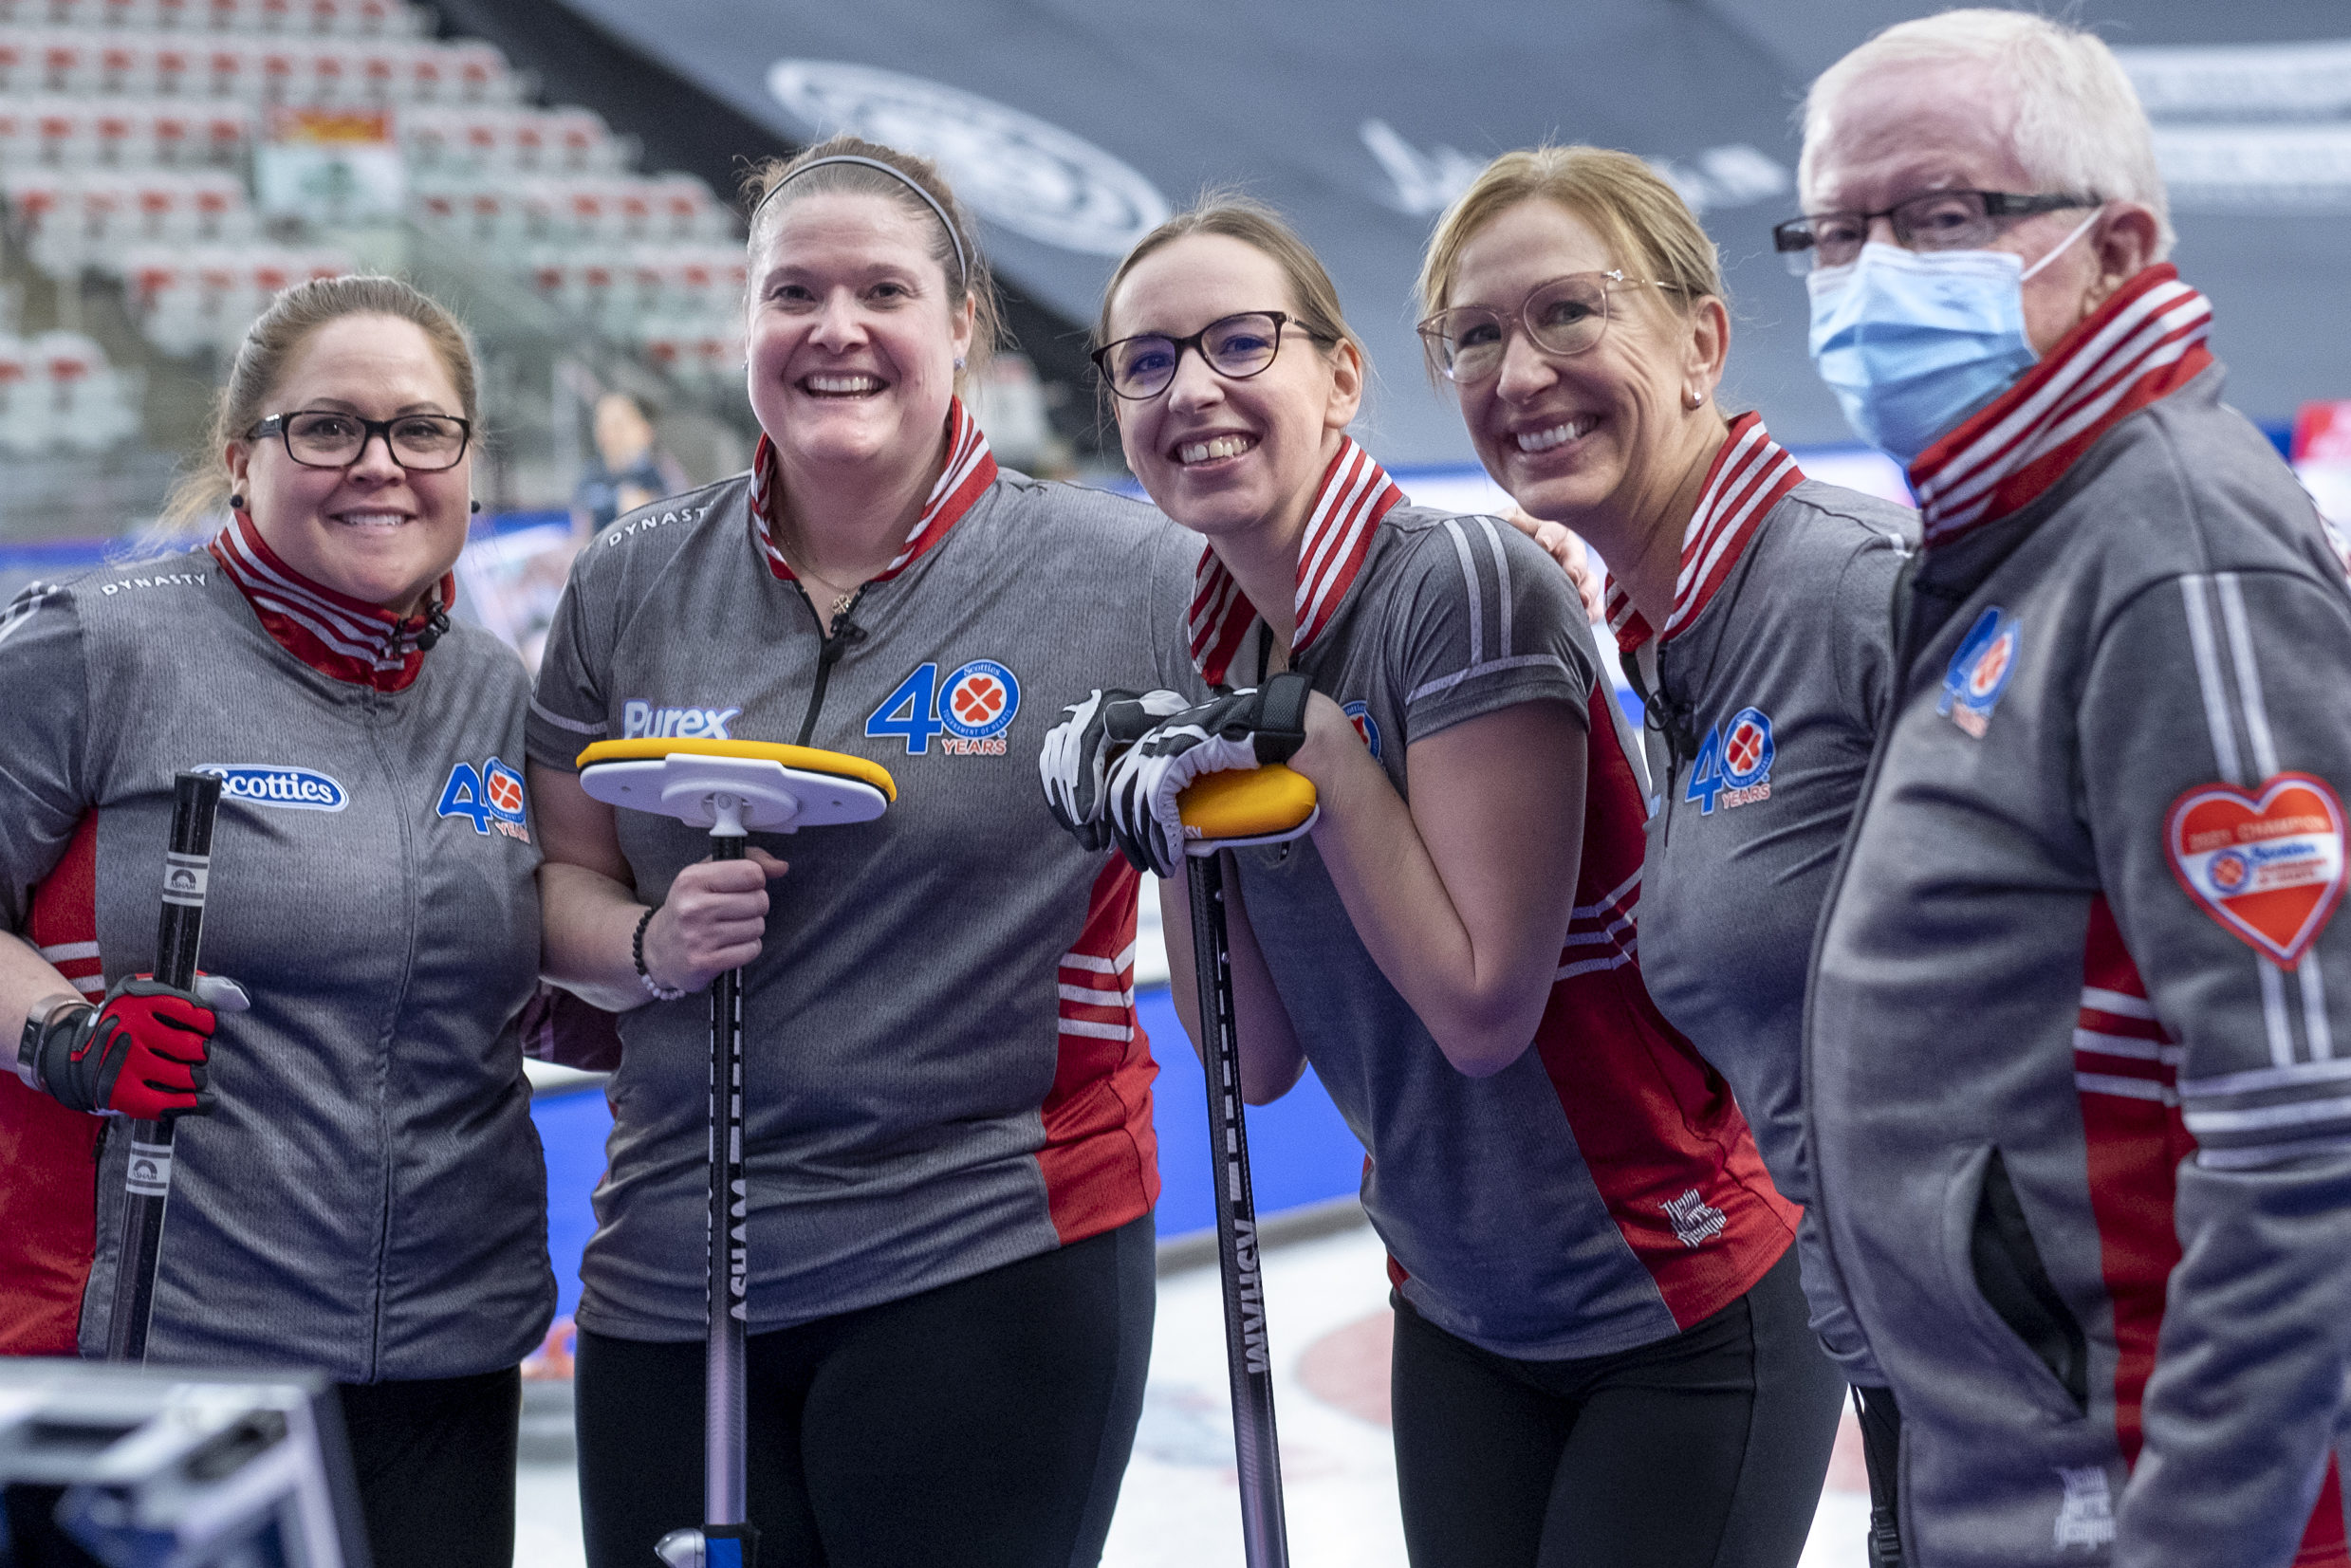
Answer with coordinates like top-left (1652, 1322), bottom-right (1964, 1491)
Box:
top-left (1791, 11), bottom-right (2351, 1565)
top-left (1416, 145), bottom-right (1916, 1564)
top-left (1062, 195), bottom-right (1827, 1568)
top-left (571, 389), bottom-right (689, 536)
top-left (0, 275), bottom-right (552, 1568)
top-left (528, 135), bottom-right (1200, 1567)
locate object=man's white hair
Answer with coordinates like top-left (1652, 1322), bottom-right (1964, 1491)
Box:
top-left (1798, 8), bottom-right (2174, 259)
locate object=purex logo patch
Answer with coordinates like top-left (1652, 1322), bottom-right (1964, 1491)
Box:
top-left (622, 701), bottom-right (741, 740)
top-left (197, 764), bottom-right (348, 812)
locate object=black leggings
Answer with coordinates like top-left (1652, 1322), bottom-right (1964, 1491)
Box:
top-left (1854, 1382), bottom-right (1905, 1566)
top-left (336, 1364), bottom-right (521, 1568)
top-left (1391, 1245), bottom-right (1843, 1568)
top-left (573, 1213), bottom-right (1155, 1568)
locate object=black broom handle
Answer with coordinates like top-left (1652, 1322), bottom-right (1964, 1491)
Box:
top-left (106, 770), bottom-right (222, 1363)
top-left (1189, 848), bottom-right (1291, 1568)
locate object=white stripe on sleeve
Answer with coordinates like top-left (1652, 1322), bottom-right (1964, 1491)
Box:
top-left (2214, 573), bottom-right (2280, 777)
top-left (1439, 519), bottom-right (1484, 667)
top-left (530, 698), bottom-right (607, 737)
top-left (2177, 577), bottom-right (2244, 786)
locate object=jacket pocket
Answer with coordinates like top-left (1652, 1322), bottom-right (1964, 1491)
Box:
top-left (1966, 1147), bottom-right (2089, 1415)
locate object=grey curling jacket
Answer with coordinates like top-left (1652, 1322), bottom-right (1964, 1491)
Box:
top-left (1807, 339), bottom-right (2351, 1561)
top-left (0, 531), bottom-right (553, 1383)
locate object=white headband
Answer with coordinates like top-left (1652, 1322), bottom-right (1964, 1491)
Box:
top-left (750, 154), bottom-right (969, 286)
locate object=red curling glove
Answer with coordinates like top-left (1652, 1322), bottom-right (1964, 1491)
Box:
top-left (27, 976), bottom-right (226, 1120)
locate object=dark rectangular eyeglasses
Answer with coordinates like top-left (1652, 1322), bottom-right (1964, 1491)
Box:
top-left (250, 410), bottom-right (473, 470)
top-left (1772, 190), bottom-right (2101, 273)
top-left (1092, 312), bottom-right (1313, 400)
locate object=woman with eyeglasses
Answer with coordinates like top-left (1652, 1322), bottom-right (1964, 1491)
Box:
top-left (0, 275), bottom-right (551, 1568)
top-left (1058, 195), bottom-right (1830, 1568)
top-left (528, 136), bottom-right (1197, 1567)
top-left (1418, 146), bottom-right (1922, 1562)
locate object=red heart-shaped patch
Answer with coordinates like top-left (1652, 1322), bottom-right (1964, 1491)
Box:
top-left (2164, 773), bottom-right (2346, 967)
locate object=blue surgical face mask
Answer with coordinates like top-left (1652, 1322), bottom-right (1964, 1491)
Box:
top-left (1805, 212), bottom-right (2098, 465)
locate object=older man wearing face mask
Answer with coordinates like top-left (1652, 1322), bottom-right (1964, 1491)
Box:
top-left (1787, 12), bottom-right (2351, 1568)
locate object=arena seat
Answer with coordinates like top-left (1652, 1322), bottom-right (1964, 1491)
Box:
top-left (0, 0), bottom-right (736, 415)
top-left (0, 26), bottom-right (519, 102)
top-left (0, 329), bottom-right (139, 454)
top-left (123, 240), bottom-right (350, 355)
top-left (36, 327), bottom-right (139, 451)
top-left (0, 0), bottom-right (418, 29)
top-left (398, 104), bottom-right (619, 176)
top-left (5, 167), bottom-right (254, 273)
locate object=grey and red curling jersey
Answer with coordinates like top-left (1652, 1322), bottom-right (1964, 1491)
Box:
top-left (0, 517), bottom-right (553, 1382)
top-left (1612, 413), bottom-right (1914, 1383)
top-left (528, 405), bottom-right (1201, 1339)
top-left (1807, 267), bottom-right (2351, 1566)
top-left (1204, 440), bottom-right (1799, 1360)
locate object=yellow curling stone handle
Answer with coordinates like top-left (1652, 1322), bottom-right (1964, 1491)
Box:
top-left (1177, 764), bottom-right (1319, 852)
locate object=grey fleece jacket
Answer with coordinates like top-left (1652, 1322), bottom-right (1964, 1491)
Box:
top-left (1807, 364), bottom-right (2351, 1566)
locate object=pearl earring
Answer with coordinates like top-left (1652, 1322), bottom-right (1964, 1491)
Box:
top-left (953, 355), bottom-right (967, 371)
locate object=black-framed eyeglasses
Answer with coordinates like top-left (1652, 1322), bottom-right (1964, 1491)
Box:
top-left (1772, 190), bottom-right (2101, 274)
top-left (1416, 270), bottom-right (1670, 385)
top-left (1091, 311), bottom-right (1324, 401)
top-left (248, 410), bottom-right (473, 471)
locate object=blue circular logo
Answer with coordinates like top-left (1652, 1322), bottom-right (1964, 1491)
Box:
top-left (2207, 848), bottom-right (2251, 896)
top-left (938, 659), bottom-right (1021, 739)
top-left (1720, 707), bottom-right (1775, 787)
top-left (1342, 699), bottom-right (1381, 760)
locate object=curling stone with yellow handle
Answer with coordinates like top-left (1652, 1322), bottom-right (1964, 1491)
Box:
top-left (576, 737), bottom-right (895, 835)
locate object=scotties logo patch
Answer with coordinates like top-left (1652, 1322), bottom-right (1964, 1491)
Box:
top-left (197, 764), bottom-right (348, 812)
top-left (1342, 700), bottom-right (1381, 760)
top-left (2165, 772), bottom-right (2345, 966)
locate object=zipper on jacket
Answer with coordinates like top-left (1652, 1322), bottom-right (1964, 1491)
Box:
top-left (790, 583), bottom-right (868, 746)
top-left (361, 685), bottom-right (416, 1381)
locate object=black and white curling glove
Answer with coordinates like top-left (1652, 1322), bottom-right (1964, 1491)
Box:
top-left (1040, 687), bottom-right (1191, 851)
top-left (1103, 673), bottom-right (1312, 877)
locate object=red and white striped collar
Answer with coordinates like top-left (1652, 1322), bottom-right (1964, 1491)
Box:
top-left (1603, 412), bottom-right (1805, 655)
top-left (1910, 265), bottom-right (2213, 549)
top-left (208, 510), bottom-right (451, 692)
top-left (749, 398), bottom-right (998, 585)
top-left (1189, 437), bottom-right (1405, 686)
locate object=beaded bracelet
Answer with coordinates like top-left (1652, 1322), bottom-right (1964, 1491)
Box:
top-left (633, 906), bottom-right (688, 1002)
